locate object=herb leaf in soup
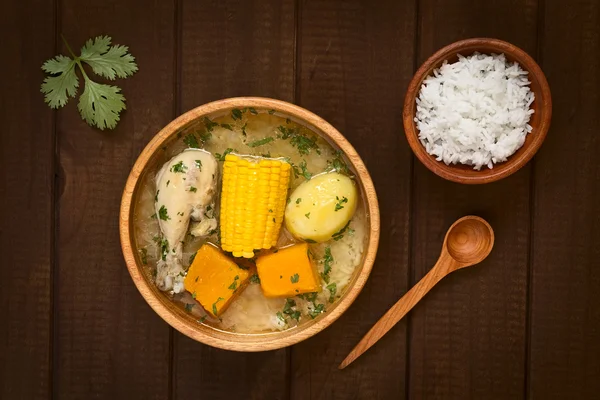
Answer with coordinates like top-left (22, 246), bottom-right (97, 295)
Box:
top-left (247, 137), bottom-right (275, 147)
top-left (139, 248), bottom-right (148, 265)
top-left (308, 303), bottom-right (325, 319)
top-left (199, 131), bottom-right (212, 143)
top-left (215, 148), bottom-right (234, 161)
top-left (170, 161), bottom-right (187, 173)
top-left (249, 107), bottom-right (258, 115)
top-left (331, 220), bottom-right (351, 241)
top-left (299, 160), bottom-right (312, 180)
top-left (327, 282), bottom-right (337, 303)
top-left (183, 133), bottom-right (199, 148)
top-left (231, 108), bottom-right (243, 120)
top-left (322, 246), bottom-right (333, 283)
top-left (327, 150), bottom-right (351, 175)
top-left (203, 117), bottom-right (219, 132)
top-left (158, 205), bottom-right (170, 221)
top-left (220, 123), bottom-right (233, 131)
top-left (334, 196), bottom-right (348, 211)
top-left (291, 273), bottom-right (300, 283)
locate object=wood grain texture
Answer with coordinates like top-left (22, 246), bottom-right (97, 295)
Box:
top-left (54, 0), bottom-right (175, 398)
top-left (408, 0), bottom-right (538, 398)
top-left (291, 0), bottom-right (416, 398)
top-left (528, 1), bottom-right (600, 397)
top-left (403, 38), bottom-right (552, 184)
top-left (0, 1), bottom-right (55, 399)
top-left (174, 2), bottom-right (296, 399)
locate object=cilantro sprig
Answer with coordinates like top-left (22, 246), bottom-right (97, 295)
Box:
top-left (41, 35), bottom-right (138, 130)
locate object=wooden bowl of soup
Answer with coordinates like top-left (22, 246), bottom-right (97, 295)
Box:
top-left (120, 97), bottom-right (380, 351)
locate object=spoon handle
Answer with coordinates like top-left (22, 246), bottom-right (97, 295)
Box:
top-left (339, 253), bottom-right (456, 369)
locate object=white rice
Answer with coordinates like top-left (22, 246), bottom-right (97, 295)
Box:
top-left (415, 53), bottom-right (534, 170)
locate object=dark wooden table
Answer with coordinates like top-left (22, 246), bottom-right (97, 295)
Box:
top-left (2, 0), bottom-right (599, 399)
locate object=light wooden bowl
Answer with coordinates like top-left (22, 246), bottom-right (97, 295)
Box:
top-left (403, 38), bottom-right (552, 184)
top-left (120, 97), bottom-right (380, 351)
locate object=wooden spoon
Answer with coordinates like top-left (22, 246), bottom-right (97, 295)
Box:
top-left (339, 215), bottom-right (494, 369)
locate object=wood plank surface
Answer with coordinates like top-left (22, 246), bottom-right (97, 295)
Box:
top-left (528, 1), bottom-right (600, 398)
top-left (173, 1), bottom-right (295, 399)
top-left (408, 1), bottom-right (538, 399)
top-left (54, 0), bottom-right (175, 398)
top-left (0, 1), bottom-right (55, 399)
top-left (290, 1), bottom-right (416, 398)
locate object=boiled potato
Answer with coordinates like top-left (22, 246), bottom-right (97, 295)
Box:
top-left (285, 172), bottom-right (357, 242)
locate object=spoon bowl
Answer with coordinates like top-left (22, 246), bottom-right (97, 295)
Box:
top-left (339, 215), bottom-right (494, 369)
top-left (445, 217), bottom-right (494, 266)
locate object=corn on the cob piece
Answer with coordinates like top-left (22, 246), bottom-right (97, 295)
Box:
top-left (220, 154), bottom-right (291, 258)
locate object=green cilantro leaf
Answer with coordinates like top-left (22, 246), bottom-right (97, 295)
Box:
top-left (41, 55), bottom-right (79, 108)
top-left (79, 36), bottom-right (138, 80)
top-left (40, 35), bottom-right (137, 130)
top-left (77, 76), bottom-right (126, 130)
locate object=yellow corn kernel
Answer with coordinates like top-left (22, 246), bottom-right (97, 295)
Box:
top-left (220, 154), bottom-right (291, 258)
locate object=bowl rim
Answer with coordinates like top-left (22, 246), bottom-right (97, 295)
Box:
top-left (119, 97), bottom-right (380, 351)
top-left (403, 38), bottom-right (552, 184)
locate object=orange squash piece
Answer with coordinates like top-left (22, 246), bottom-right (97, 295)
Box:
top-left (184, 244), bottom-right (250, 317)
top-left (256, 243), bottom-right (320, 298)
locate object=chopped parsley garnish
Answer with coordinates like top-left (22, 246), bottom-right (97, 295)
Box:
top-left (282, 298), bottom-right (301, 321)
top-left (305, 212), bottom-right (310, 219)
top-left (203, 117), bottom-right (219, 132)
top-left (139, 248), bottom-right (148, 265)
top-left (261, 152), bottom-right (271, 158)
top-left (299, 160), bottom-right (312, 180)
top-left (158, 205), bottom-right (170, 221)
top-left (304, 238), bottom-right (316, 243)
top-left (231, 108), bottom-right (243, 120)
top-left (228, 280), bottom-right (238, 291)
top-left (183, 133), bottom-right (199, 148)
top-left (185, 303), bottom-right (194, 312)
top-left (327, 150), bottom-right (351, 175)
top-left (198, 315), bottom-right (207, 323)
top-left (334, 196), bottom-right (348, 211)
top-left (215, 148), bottom-right (234, 161)
top-left (220, 123), bottom-right (233, 131)
top-left (276, 311), bottom-right (286, 323)
top-left (331, 220), bottom-right (351, 241)
top-left (170, 161), bottom-right (187, 173)
top-left (189, 186), bottom-right (197, 192)
top-left (291, 273), bottom-right (299, 284)
top-left (189, 252), bottom-right (197, 265)
top-left (154, 190), bottom-right (159, 202)
top-left (322, 247), bottom-right (333, 283)
top-left (268, 109), bottom-right (276, 115)
top-left (249, 273), bottom-right (260, 284)
top-left (199, 131), bottom-right (212, 143)
top-left (166, 180), bottom-right (170, 187)
top-left (327, 282), bottom-right (337, 303)
top-left (150, 213), bottom-right (157, 219)
top-left (308, 303), bottom-right (325, 319)
top-left (296, 198), bottom-right (302, 204)
top-left (195, 159), bottom-right (202, 170)
top-left (212, 297), bottom-right (225, 316)
top-left (249, 107), bottom-right (258, 115)
top-left (241, 122), bottom-right (248, 137)
top-left (247, 137), bottom-right (275, 147)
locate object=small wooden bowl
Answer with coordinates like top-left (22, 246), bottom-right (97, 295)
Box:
top-left (403, 38), bottom-right (552, 184)
top-left (120, 97), bottom-right (380, 351)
